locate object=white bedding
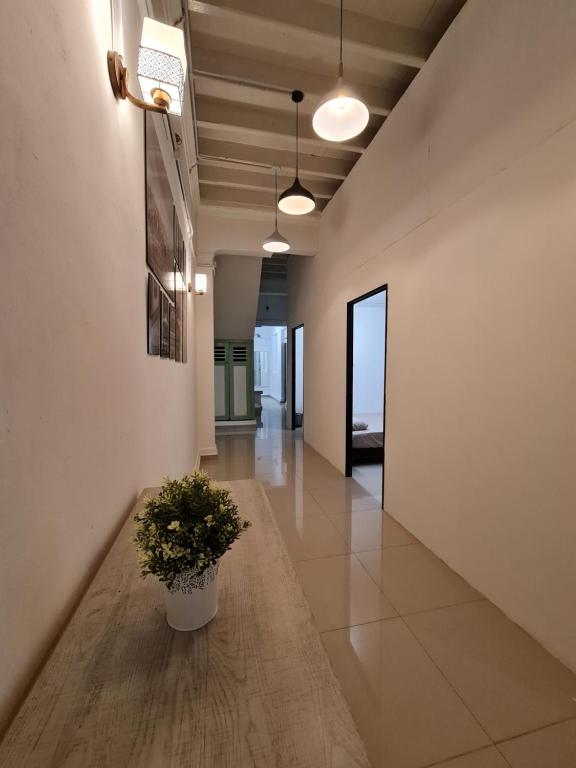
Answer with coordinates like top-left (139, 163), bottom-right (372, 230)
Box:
top-left (352, 413), bottom-right (384, 450)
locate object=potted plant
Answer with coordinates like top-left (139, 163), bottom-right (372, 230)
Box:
top-left (134, 472), bottom-right (250, 631)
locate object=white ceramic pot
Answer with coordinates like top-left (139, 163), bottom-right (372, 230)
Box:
top-left (164, 561), bottom-right (219, 631)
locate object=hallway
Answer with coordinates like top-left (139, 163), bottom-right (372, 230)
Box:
top-left (203, 398), bottom-right (576, 768)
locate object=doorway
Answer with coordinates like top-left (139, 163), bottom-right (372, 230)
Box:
top-left (253, 325), bottom-right (287, 426)
top-left (291, 324), bottom-right (304, 430)
top-left (345, 287), bottom-right (387, 506)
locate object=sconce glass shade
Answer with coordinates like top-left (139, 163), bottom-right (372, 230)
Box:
top-left (138, 18), bottom-right (187, 116)
top-left (312, 79), bottom-right (369, 142)
top-left (278, 178), bottom-right (316, 216)
top-left (195, 273), bottom-right (207, 295)
top-left (263, 228), bottom-right (290, 253)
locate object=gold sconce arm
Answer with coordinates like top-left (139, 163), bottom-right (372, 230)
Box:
top-left (107, 50), bottom-right (168, 114)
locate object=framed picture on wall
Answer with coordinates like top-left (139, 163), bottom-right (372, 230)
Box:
top-left (179, 238), bottom-right (186, 282)
top-left (145, 113), bottom-right (176, 303)
top-left (174, 211), bottom-right (186, 281)
top-left (169, 304), bottom-right (176, 360)
top-left (160, 292), bottom-right (170, 358)
top-left (147, 272), bottom-right (160, 355)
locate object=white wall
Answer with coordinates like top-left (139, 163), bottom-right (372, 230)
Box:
top-left (195, 265), bottom-right (217, 455)
top-left (0, 0), bottom-right (198, 731)
top-left (288, 0), bottom-right (576, 671)
top-left (254, 327), bottom-right (273, 393)
top-left (214, 254), bottom-right (262, 340)
top-left (294, 326), bottom-right (304, 415)
top-left (254, 325), bottom-right (285, 400)
top-left (257, 293), bottom-right (287, 324)
top-left (353, 304), bottom-right (386, 416)
top-left (271, 327), bottom-right (287, 403)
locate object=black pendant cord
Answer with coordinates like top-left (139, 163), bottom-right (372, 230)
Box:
top-left (289, 89), bottom-right (304, 188)
top-left (339, 0), bottom-right (344, 77)
top-left (274, 168), bottom-right (279, 228)
top-left (295, 100), bottom-right (299, 178)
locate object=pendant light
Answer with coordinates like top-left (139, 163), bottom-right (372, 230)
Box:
top-left (312, 0), bottom-right (369, 142)
top-left (263, 168), bottom-right (290, 253)
top-left (278, 90), bottom-right (316, 216)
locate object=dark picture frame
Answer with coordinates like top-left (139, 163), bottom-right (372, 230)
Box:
top-left (160, 292), bottom-right (170, 358)
top-left (147, 272), bottom-right (160, 355)
top-left (174, 210), bottom-right (186, 281)
top-left (145, 113), bottom-right (176, 303)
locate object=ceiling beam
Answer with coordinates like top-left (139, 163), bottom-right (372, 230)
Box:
top-left (198, 165), bottom-right (340, 199)
top-left (199, 183), bottom-right (328, 212)
top-left (196, 138), bottom-right (357, 180)
top-left (188, 0), bottom-right (429, 69)
top-left (191, 46), bottom-right (397, 116)
top-left (194, 95), bottom-right (374, 154)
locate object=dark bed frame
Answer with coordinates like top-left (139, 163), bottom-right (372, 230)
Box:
top-left (351, 445), bottom-right (384, 465)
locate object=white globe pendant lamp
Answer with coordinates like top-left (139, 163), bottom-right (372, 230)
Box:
top-left (278, 91), bottom-right (316, 216)
top-left (312, 0), bottom-right (369, 142)
top-left (263, 168), bottom-right (291, 253)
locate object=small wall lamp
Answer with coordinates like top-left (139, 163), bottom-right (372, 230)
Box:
top-left (193, 273), bottom-right (208, 295)
top-left (108, 17), bottom-right (187, 115)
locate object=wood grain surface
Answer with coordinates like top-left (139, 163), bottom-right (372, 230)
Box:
top-left (0, 480), bottom-right (370, 767)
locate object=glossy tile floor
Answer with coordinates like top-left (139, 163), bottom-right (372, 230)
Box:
top-left (202, 398), bottom-right (576, 768)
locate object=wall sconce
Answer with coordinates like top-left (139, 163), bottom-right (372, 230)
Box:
top-left (193, 273), bottom-right (208, 295)
top-left (108, 17), bottom-right (187, 115)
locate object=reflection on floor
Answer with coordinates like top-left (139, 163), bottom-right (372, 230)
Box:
top-left (352, 462), bottom-right (382, 500)
top-left (202, 396), bottom-right (576, 768)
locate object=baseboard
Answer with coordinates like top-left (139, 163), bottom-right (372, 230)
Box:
top-left (199, 445), bottom-right (218, 457)
top-left (216, 420), bottom-right (256, 427)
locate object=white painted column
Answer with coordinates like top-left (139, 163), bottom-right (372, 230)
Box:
top-left (194, 259), bottom-right (217, 457)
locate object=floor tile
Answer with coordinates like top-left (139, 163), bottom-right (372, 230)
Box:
top-left (297, 464), bottom-right (347, 490)
top-left (432, 747), bottom-right (509, 767)
top-left (329, 509), bottom-right (417, 552)
top-left (294, 554), bottom-right (397, 632)
top-left (405, 601), bottom-right (576, 741)
top-left (265, 485), bottom-right (325, 518)
top-left (328, 509), bottom-right (385, 552)
top-left (309, 483), bottom-right (381, 515)
top-left (273, 514), bottom-right (350, 562)
top-left (322, 619), bottom-right (490, 768)
top-left (498, 717), bottom-right (576, 767)
top-left (357, 544), bottom-right (482, 614)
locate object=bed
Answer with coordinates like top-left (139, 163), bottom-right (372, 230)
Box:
top-left (352, 413), bottom-right (384, 464)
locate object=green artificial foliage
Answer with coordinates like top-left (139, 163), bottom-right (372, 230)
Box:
top-left (134, 472), bottom-right (250, 588)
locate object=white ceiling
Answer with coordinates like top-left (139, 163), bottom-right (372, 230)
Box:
top-left (186, 0), bottom-right (467, 216)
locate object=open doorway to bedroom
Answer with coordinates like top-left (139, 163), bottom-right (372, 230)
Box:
top-left (345, 287), bottom-right (387, 507)
top-left (291, 324), bottom-right (304, 431)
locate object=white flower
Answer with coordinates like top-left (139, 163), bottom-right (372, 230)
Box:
top-left (167, 520), bottom-right (181, 531)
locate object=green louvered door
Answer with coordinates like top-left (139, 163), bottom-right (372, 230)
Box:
top-left (214, 342), bottom-right (229, 421)
top-left (214, 341), bottom-right (254, 421)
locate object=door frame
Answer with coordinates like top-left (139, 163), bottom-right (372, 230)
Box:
top-left (291, 324), bottom-right (304, 430)
top-left (345, 286), bottom-right (388, 507)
